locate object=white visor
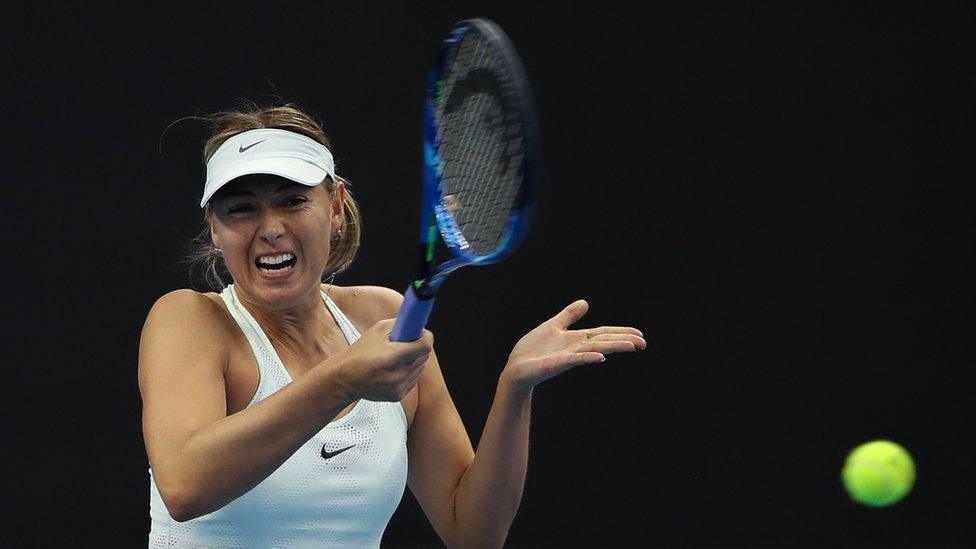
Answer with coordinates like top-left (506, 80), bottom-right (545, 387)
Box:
top-left (201, 128), bottom-right (336, 207)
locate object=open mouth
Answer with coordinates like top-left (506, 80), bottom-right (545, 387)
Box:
top-left (255, 252), bottom-right (297, 273)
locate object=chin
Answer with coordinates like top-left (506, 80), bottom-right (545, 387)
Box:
top-left (249, 269), bottom-right (322, 307)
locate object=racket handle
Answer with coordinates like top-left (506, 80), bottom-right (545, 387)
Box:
top-left (390, 285), bottom-right (436, 342)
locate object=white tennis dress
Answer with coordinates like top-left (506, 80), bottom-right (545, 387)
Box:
top-left (148, 284), bottom-right (409, 548)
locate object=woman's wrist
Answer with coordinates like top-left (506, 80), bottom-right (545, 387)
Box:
top-left (498, 368), bottom-right (534, 401)
top-left (314, 348), bottom-right (357, 404)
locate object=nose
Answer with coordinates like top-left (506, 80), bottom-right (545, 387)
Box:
top-left (258, 210), bottom-right (287, 245)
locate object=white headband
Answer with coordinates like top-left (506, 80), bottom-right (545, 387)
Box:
top-left (201, 128), bottom-right (336, 207)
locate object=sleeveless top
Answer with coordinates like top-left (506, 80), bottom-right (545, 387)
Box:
top-left (148, 284), bottom-right (409, 548)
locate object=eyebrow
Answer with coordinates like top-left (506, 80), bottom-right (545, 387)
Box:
top-left (220, 181), bottom-right (304, 198)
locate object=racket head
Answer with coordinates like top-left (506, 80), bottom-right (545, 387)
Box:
top-left (423, 18), bottom-right (540, 275)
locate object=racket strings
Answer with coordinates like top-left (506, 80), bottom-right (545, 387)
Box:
top-left (436, 31), bottom-right (526, 258)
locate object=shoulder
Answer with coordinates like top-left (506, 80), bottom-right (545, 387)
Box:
top-left (323, 284), bottom-right (404, 327)
top-left (142, 289), bottom-right (236, 343)
top-left (139, 288), bottom-right (238, 379)
top-left (146, 288), bottom-right (225, 321)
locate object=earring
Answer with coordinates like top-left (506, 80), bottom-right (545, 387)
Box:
top-left (324, 271), bottom-right (337, 296)
top-left (214, 246), bottom-right (222, 253)
top-left (335, 227), bottom-right (343, 240)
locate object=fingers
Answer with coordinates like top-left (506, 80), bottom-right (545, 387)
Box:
top-left (550, 303), bottom-right (645, 345)
top-left (557, 331), bottom-right (646, 370)
top-left (401, 355), bottom-right (427, 390)
top-left (374, 318), bottom-right (397, 331)
top-left (550, 299), bottom-right (589, 329)
top-left (581, 341), bottom-right (641, 356)
top-left (382, 326), bottom-right (433, 356)
top-left (581, 332), bottom-right (647, 351)
top-left (584, 326), bottom-right (644, 337)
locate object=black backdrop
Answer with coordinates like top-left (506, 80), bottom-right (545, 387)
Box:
top-left (6, 2), bottom-right (972, 546)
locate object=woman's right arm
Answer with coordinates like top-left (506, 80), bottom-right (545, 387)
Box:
top-left (138, 290), bottom-right (430, 522)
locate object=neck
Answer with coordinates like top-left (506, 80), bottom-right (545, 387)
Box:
top-left (234, 283), bottom-right (334, 362)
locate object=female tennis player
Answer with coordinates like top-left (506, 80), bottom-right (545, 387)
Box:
top-left (139, 103), bottom-right (645, 547)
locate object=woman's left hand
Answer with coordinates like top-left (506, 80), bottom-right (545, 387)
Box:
top-left (501, 300), bottom-right (646, 393)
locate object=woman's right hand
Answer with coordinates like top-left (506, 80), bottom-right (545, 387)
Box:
top-left (334, 318), bottom-right (434, 402)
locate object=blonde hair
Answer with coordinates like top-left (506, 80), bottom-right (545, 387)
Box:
top-left (185, 101), bottom-right (362, 290)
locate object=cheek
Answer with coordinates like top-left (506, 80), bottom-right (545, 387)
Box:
top-left (212, 226), bottom-right (252, 268)
top-left (297, 216), bottom-right (334, 257)
top-left (224, 245), bottom-right (251, 271)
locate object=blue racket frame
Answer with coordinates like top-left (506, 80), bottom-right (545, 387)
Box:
top-left (390, 19), bottom-right (538, 342)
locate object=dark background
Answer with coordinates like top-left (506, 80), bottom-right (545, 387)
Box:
top-left (5, 1), bottom-right (973, 546)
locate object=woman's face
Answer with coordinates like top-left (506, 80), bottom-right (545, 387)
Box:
top-left (209, 174), bottom-right (343, 309)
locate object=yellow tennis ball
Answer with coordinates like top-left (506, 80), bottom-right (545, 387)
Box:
top-left (841, 440), bottom-right (916, 507)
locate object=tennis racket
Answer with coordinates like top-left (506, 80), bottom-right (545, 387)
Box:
top-left (390, 18), bottom-right (540, 342)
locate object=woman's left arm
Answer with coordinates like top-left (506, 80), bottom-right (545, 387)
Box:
top-left (406, 299), bottom-right (645, 548)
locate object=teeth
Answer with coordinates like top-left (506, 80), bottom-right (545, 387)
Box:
top-left (257, 253), bottom-right (295, 265)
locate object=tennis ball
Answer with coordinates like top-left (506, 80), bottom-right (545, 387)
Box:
top-left (841, 440), bottom-right (915, 507)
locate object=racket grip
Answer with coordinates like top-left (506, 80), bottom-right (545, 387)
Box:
top-left (390, 285), bottom-right (435, 342)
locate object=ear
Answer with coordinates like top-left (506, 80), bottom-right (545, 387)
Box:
top-left (330, 179), bottom-right (347, 231)
top-left (209, 220), bottom-right (220, 250)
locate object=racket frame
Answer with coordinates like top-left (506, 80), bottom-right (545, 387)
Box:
top-left (391, 18), bottom-right (539, 341)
